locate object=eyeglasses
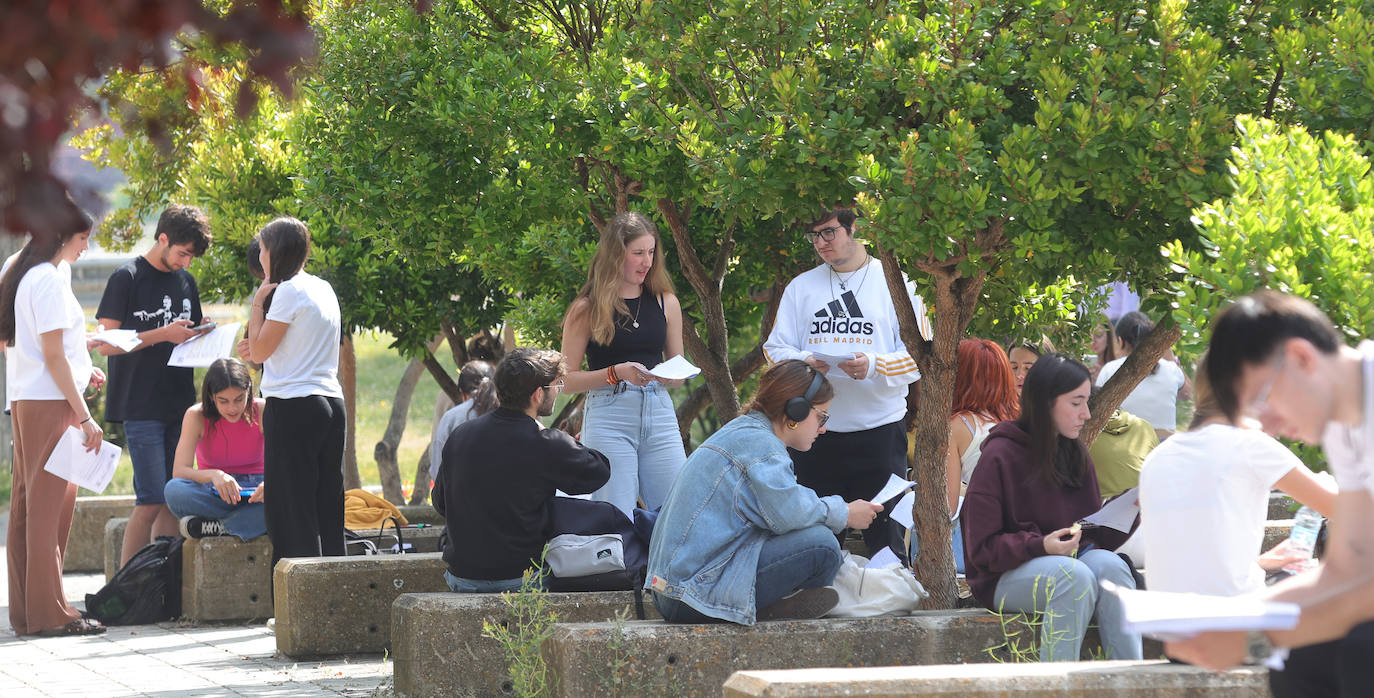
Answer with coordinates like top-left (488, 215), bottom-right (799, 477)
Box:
top-left (815, 409), bottom-right (830, 428)
top-left (803, 226), bottom-right (843, 243)
top-left (544, 379), bottom-right (565, 394)
top-left (1244, 352), bottom-right (1285, 417)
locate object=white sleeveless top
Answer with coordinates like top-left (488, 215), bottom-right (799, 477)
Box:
top-left (956, 414), bottom-right (995, 483)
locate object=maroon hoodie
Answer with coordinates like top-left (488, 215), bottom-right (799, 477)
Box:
top-left (960, 421), bottom-right (1131, 608)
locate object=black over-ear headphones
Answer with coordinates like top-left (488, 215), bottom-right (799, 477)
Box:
top-left (783, 368), bottom-right (824, 423)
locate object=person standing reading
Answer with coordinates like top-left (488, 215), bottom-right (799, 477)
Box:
top-left (96, 204), bottom-right (212, 565)
top-left (763, 208), bottom-right (932, 558)
top-left (245, 217), bottom-right (345, 565)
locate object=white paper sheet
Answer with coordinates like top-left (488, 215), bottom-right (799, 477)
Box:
top-left (1100, 580), bottom-right (1301, 638)
top-left (808, 352), bottom-right (856, 366)
top-left (951, 494), bottom-right (965, 522)
top-left (865, 546), bottom-right (902, 569)
top-left (889, 490), bottom-right (915, 530)
top-left (42, 426), bottom-right (121, 493)
top-left (870, 473), bottom-right (914, 505)
top-left (168, 322), bottom-right (242, 368)
top-left (1080, 487), bottom-right (1140, 533)
top-left (645, 355), bottom-right (701, 381)
top-left (89, 328), bottom-right (141, 352)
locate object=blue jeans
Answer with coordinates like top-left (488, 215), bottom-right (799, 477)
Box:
top-left (125, 419), bottom-right (182, 505)
top-left (653, 524), bottom-right (842, 624)
top-left (582, 383), bottom-right (686, 516)
top-left (952, 518), bottom-right (966, 574)
top-left (444, 570), bottom-right (542, 593)
top-left (163, 474), bottom-right (267, 541)
top-left (992, 549), bottom-right (1143, 662)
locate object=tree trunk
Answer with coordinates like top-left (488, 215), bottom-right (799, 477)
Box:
top-left (675, 342), bottom-right (767, 438)
top-left (340, 334), bottom-right (361, 490)
top-left (374, 357), bottom-right (426, 505)
top-left (876, 224), bottom-right (994, 610)
top-left (1083, 318), bottom-right (1183, 447)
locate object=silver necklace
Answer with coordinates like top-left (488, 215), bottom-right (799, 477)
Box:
top-left (829, 256), bottom-right (872, 318)
top-left (626, 296), bottom-right (642, 329)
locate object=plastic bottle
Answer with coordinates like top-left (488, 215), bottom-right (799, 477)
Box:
top-left (1283, 506), bottom-right (1324, 574)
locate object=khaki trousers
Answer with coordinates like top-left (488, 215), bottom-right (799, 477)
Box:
top-left (8, 399), bottom-right (81, 635)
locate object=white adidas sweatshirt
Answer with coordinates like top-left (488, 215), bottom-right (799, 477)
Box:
top-left (763, 259), bottom-right (933, 432)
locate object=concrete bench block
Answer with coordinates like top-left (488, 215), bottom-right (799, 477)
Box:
top-left (102, 517), bottom-right (129, 581)
top-left (543, 610), bottom-right (1163, 697)
top-left (181, 535), bottom-right (274, 622)
top-left (392, 590), bottom-right (659, 697)
top-left (274, 553), bottom-right (449, 658)
top-left (1268, 491), bottom-right (1296, 520)
top-left (348, 525), bottom-right (443, 554)
top-left (722, 660), bottom-right (1270, 697)
top-left (396, 505), bottom-right (444, 526)
top-left (67, 495), bottom-right (135, 572)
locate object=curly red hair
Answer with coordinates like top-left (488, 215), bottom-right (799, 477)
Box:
top-left (951, 338), bottom-right (1019, 422)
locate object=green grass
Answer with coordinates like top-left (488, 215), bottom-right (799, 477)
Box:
top-left (1, 304), bottom-right (456, 506)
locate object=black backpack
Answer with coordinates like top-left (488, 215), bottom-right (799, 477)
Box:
top-left (543, 497), bottom-right (653, 598)
top-left (85, 535), bottom-right (183, 625)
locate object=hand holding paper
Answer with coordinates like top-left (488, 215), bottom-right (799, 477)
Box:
top-left (43, 426), bottom-right (122, 493)
top-left (1078, 487), bottom-right (1141, 533)
top-left (645, 355), bottom-right (701, 381)
top-left (89, 328), bottom-right (141, 352)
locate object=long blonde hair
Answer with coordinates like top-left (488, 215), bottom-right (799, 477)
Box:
top-left (571, 212), bottom-right (675, 345)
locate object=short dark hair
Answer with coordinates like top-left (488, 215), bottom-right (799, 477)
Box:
top-left (1206, 291), bottom-right (1342, 421)
top-left (811, 208), bottom-right (858, 233)
top-left (495, 348), bottom-right (565, 410)
top-left (156, 204), bottom-right (212, 256)
top-left (1017, 353), bottom-right (1092, 489)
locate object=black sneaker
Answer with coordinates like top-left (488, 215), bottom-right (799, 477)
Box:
top-left (179, 516), bottom-right (228, 539)
top-left (756, 587), bottom-right (839, 621)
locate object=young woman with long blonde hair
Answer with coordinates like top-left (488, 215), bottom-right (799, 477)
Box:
top-left (560, 212), bottom-right (686, 516)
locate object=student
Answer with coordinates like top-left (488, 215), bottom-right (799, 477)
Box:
top-left (1087, 317), bottom-right (1118, 384)
top-left (1007, 342), bottom-right (1042, 399)
top-left (559, 212), bottom-right (686, 517)
top-left (1140, 354), bottom-right (1336, 596)
top-left (433, 348), bottom-right (609, 592)
top-left (163, 358), bottom-right (268, 540)
top-left (1165, 292), bottom-right (1374, 696)
top-left (245, 217), bottom-right (345, 565)
top-left (95, 204), bottom-right (213, 565)
top-left (429, 360), bottom-right (497, 481)
top-left (1096, 311), bottom-right (1190, 440)
top-left (961, 353), bottom-right (1141, 662)
top-left (945, 339), bottom-right (1019, 573)
top-left (0, 212), bottom-right (108, 635)
top-left (647, 360), bottom-right (884, 624)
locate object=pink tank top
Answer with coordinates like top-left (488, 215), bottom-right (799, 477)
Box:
top-left (196, 411), bottom-right (265, 475)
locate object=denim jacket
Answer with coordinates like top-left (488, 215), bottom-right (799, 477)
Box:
top-left (645, 411), bottom-right (847, 624)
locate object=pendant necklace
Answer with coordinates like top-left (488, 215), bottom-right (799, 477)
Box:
top-left (627, 296), bottom-right (642, 329)
top-left (829, 256), bottom-right (873, 318)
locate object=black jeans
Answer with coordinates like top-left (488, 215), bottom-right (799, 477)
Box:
top-left (1270, 620), bottom-right (1374, 698)
top-left (263, 395), bottom-right (347, 566)
top-left (789, 420), bottom-right (909, 561)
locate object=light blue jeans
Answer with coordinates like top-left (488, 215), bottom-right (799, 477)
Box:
top-left (162, 473), bottom-right (267, 541)
top-left (992, 549), bottom-right (1142, 662)
top-left (582, 382), bottom-right (686, 516)
top-left (444, 570), bottom-right (543, 593)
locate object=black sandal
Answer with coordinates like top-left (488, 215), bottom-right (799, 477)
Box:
top-left (37, 618), bottom-right (106, 636)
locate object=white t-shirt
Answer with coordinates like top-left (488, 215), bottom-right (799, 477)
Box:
top-left (1096, 356), bottom-right (1186, 431)
top-left (429, 400), bottom-right (477, 480)
top-left (1321, 340), bottom-right (1374, 493)
top-left (762, 259), bottom-right (933, 432)
top-left (262, 272), bottom-right (343, 399)
top-left (1139, 423), bottom-right (1301, 596)
top-left (11, 261), bottom-right (93, 401)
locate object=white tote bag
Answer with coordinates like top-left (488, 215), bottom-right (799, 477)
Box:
top-left (826, 552), bottom-right (928, 617)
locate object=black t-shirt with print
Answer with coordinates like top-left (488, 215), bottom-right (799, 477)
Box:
top-left (96, 256), bottom-right (202, 423)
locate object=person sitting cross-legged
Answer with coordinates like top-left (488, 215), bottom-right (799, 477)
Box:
top-left (163, 358), bottom-right (267, 540)
top-left (433, 347), bottom-right (610, 592)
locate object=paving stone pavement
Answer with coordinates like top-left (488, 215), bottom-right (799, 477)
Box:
top-left (0, 508), bottom-right (394, 697)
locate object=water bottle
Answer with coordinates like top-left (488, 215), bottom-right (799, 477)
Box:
top-left (1283, 506), bottom-right (1324, 574)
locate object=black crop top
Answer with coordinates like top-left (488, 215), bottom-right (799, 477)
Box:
top-left (585, 291), bottom-right (667, 371)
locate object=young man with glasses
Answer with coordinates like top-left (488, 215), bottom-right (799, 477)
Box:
top-left (1167, 290), bottom-right (1374, 696)
top-left (432, 348), bottom-right (609, 592)
top-left (763, 208), bottom-right (933, 560)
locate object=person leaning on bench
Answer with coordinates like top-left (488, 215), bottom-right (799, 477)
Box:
top-left (647, 360), bottom-right (883, 624)
top-left (432, 347), bottom-right (611, 593)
